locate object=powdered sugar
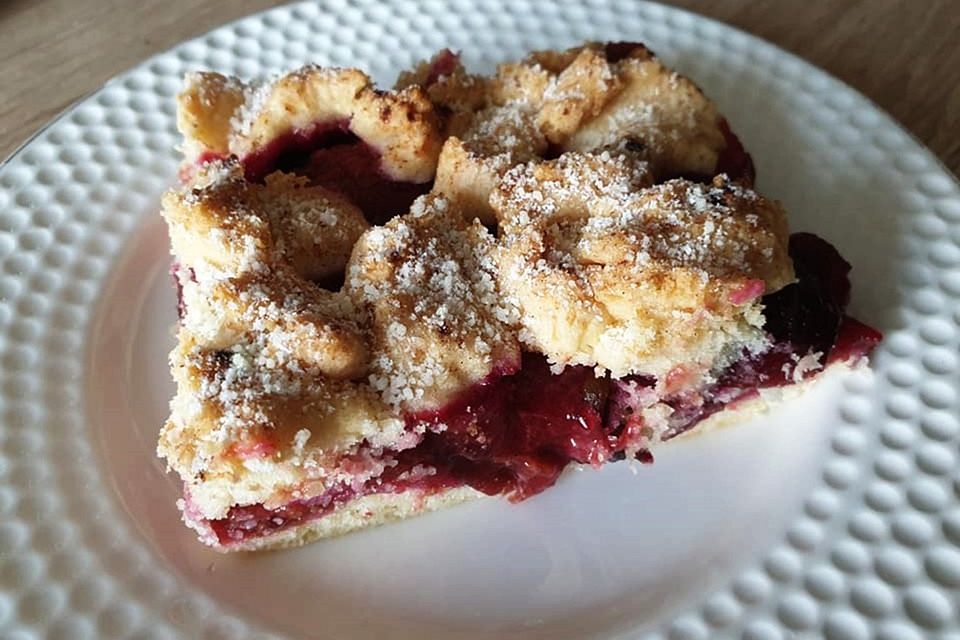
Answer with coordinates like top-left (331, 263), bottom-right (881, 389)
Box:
top-left (347, 195), bottom-right (520, 410)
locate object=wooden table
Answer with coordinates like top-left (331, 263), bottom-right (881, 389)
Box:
top-left (2, 0), bottom-right (958, 176)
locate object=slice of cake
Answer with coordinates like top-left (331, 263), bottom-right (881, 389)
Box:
top-left (158, 42), bottom-right (880, 551)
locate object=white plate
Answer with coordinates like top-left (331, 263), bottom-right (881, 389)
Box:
top-left (2, 1), bottom-right (959, 638)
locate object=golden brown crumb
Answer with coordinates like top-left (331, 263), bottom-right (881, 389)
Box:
top-left (160, 47), bottom-right (810, 551)
top-left (493, 153), bottom-right (793, 381)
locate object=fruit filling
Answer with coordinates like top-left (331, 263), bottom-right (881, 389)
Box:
top-left (240, 121), bottom-right (431, 226)
top-left (204, 232), bottom-right (880, 545)
top-left (714, 118), bottom-right (755, 184)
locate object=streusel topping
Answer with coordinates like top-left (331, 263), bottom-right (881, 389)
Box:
top-left (433, 104), bottom-right (547, 224)
top-left (347, 194), bottom-right (521, 411)
top-left (494, 152), bottom-right (793, 380)
top-left (562, 47), bottom-right (725, 179)
top-left (178, 66), bottom-right (443, 182)
top-left (403, 41), bottom-right (735, 225)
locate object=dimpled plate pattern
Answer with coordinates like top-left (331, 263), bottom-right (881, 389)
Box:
top-left (1, 1), bottom-right (959, 638)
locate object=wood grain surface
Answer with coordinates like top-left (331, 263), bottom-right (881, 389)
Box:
top-left (1, 0), bottom-right (958, 175)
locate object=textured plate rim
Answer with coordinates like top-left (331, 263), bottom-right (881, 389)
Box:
top-left (0, 2), bottom-right (957, 639)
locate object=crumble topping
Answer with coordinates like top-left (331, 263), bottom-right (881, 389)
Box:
top-left (347, 194), bottom-right (521, 411)
top-left (535, 46), bottom-right (623, 144)
top-left (412, 41), bottom-right (736, 226)
top-left (493, 153), bottom-right (793, 380)
top-left (178, 66), bottom-right (444, 183)
top-left (256, 172), bottom-right (368, 282)
top-left (562, 51), bottom-right (725, 179)
top-left (433, 104), bottom-right (547, 224)
top-left (160, 43), bottom-right (809, 535)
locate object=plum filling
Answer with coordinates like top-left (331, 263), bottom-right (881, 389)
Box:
top-left (170, 262), bottom-right (195, 320)
top-left (235, 120), bottom-right (430, 226)
top-left (422, 48), bottom-right (460, 86)
top-left (604, 41), bottom-right (655, 63)
top-left (206, 233), bottom-right (880, 546)
top-left (209, 357), bottom-right (613, 545)
top-left (296, 140), bottom-right (431, 227)
top-left (208, 465), bottom-right (463, 544)
top-left (715, 118), bottom-right (755, 185)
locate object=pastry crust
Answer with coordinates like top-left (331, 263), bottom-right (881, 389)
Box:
top-left (561, 47), bottom-right (726, 179)
top-left (184, 486), bottom-right (484, 552)
top-left (160, 330), bottom-right (408, 520)
top-left (433, 105), bottom-right (547, 225)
